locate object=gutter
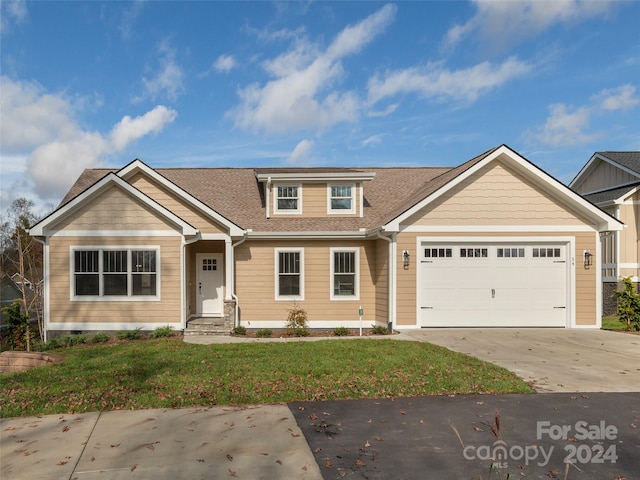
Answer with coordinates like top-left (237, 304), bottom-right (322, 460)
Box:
top-left (231, 232), bottom-right (249, 328)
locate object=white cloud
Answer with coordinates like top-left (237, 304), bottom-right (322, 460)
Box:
top-left (444, 0), bottom-right (616, 51)
top-left (596, 84), bottom-right (640, 111)
top-left (138, 41), bottom-right (185, 102)
top-left (286, 139), bottom-right (314, 164)
top-left (367, 57), bottom-right (532, 105)
top-left (229, 4), bottom-right (397, 133)
top-left (110, 106), bottom-right (178, 151)
top-left (118, 0), bottom-right (145, 40)
top-left (529, 84), bottom-right (639, 147)
top-left (362, 134), bottom-right (384, 147)
top-left (367, 103), bottom-right (398, 118)
top-left (0, 0), bottom-right (27, 35)
top-left (0, 77), bottom-right (177, 202)
top-left (214, 55), bottom-right (237, 74)
top-left (530, 104), bottom-right (594, 146)
top-left (0, 76), bottom-right (77, 152)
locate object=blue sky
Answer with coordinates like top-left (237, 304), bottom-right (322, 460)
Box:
top-left (1, 1), bottom-right (639, 215)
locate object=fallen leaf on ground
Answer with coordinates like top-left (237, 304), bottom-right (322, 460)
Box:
top-left (356, 459), bottom-right (365, 466)
top-left (226, 454), bottom-right (233, 462)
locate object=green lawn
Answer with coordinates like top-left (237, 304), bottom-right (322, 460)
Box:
top-left (0, 338), bottom-right (533, 418)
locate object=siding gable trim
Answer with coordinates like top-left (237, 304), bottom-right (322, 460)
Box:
top-left (30, 173), bottom-right (197, 237)
top-left (118, 159), bottom-right (244, 236)
top-left (384, 145), bottom-right (623, 233)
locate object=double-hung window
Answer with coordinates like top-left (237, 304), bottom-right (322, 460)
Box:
top-left (328, 184), bottom-right (355, 214)
top-left (275, 248), bottom-right (304, 300)
top-left (275, 185), bottom-right (301, 214)
top-left (331, 248), bottom-right (359, 300)
top-left (72, 247), bottom-right (159, 300)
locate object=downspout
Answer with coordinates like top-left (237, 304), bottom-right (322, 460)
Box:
top-left (231, 232), bottom-right (249, 327)
top-left (375, 230), bottom-right (394, 332)
top-left (31, 235), bottom-right (48, 342)
top-left (266, 177), bottom-right (271, 219)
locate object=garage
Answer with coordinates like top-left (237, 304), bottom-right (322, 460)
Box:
top-left (418, 242), bottom-right (569, 327)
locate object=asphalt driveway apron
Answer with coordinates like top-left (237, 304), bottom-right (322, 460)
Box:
top-left (290, 392), bottom-right (640, 480)
top-left (403, 328), bottom-right (640, 392)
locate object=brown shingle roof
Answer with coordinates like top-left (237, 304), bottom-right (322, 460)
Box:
top-left (60, 165), bottom-right (453, 232)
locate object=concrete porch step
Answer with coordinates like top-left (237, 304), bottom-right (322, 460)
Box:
top-left (184, 317), bottom-right (231, 336)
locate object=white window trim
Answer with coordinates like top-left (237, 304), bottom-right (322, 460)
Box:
top-left (327, 183), bottom-right (356, 214)
top-left (330, 247), bottom-right (360, 301)
top-left (274, 248), bottom-right (304, 301)
top-left (273, 184), bottom-right (302, 215)
top-left (69, 245), bottom-right (161, 302)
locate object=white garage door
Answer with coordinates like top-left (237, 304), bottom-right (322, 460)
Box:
top-left (419, 243), bottom-right (568, 327)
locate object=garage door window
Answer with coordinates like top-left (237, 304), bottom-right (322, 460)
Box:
top-left (424, 248), bottom-right (452, 258)
top-left (533, 248), bottom-right (561, 258)
top-left (497, 248), bottom-right (525, 258)
top-left (460, 248), bottom-right (488, 258)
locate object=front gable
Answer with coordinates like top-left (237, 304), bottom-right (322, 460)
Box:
top-left (385, 145), bottom-right (622, 233)
top-left (30, 173), bottom-right (197, 237)
top-left (402, 160), bottom-right (593, 228)
top-left (118, 160), bottom-right (244, 236)
top-left (128, 172), bottom-right (229, 235)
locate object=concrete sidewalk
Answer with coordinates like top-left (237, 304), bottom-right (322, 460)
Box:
top-left (1, 405), bottom-right (323, 480)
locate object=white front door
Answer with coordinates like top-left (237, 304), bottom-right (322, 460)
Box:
top-left (196, 253), bottom-right (223, 316)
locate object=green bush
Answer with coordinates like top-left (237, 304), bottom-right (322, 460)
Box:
top-left (615, 278), bottom-right (640, 331)
top-left (333, 326), bottom-right (350, 336)
top-left (231, 326), bottom-right (247, 336)
top-left (150, 326), bottom-right (173, 338)
top-left (2, 300), bottom-right (30, 350)
top-left (61, 334), bottom-right (88, 347)
top-left (116, 328), bottom-right (143, 340)
top-left (256, 328), bottom-right (272, 338)
top-left (285, 303), bottom-right (309, 337)
top-left (90, 332), bottom-right (110, 344)
top-left (371, 324), bottom-right (388, 335)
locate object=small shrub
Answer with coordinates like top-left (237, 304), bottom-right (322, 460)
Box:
top-left (614, 277), bottom-right (640, 331)
top-left (90, 332), bottom-right (110, 344)
top-left (371, 324), bottom-right (388, 335)
top-left (42, 337), bottom-right (61, 350)
top-left (286, 303), bottom-right (309, 337)
top-left (61, 334), bottom-right (88, 347)
top-left (150, 325), bottom-right (173, 338)
top-left (231, 326), bottom-right (247, 336)
top-left (334, 326), bottom-right (350, 336)
top-left (256, 328), bottom-right (272, 338)
top-left (117, 328), bottom-right (143, 340)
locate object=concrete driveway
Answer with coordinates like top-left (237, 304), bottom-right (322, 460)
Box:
top-left (403, 328), bottom-right (640, 392)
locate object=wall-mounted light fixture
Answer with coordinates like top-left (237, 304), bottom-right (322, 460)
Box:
top-left (584, 250), bottom-right (593, 268)
top-left (403, 250), bottom-right (410, 268)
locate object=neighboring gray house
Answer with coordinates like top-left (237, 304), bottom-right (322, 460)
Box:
top-left (570, 151), bottom-right (640, 315)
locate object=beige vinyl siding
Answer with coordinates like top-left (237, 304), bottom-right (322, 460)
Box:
top-left (405, 161), bottom-right (591, 226)
top-left (574, 161), bottom-right (640, 194)
top-left (374, 238), bottom-right (389, 323)
top-left (619, 192), bottom-right (639, 279)
top-left (235, 239), bottom-right (377, 323)
top-left (48, 236), bottom-right (182, 325)
top-left (54, 185), bottom-right (172, 231)
top-left (395, 231), bottom-right (599, 328)
top-left (129, 173), bottom-right (227, 234)
top-left (271, 182), bottom-right (360, 218)
top-left (186, 240), bottom-right (226, 317)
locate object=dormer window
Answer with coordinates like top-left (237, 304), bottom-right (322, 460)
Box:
top-left (328, 184), bottom-right (355, 214)
top-left (275, 185), bottom-right (301, 214)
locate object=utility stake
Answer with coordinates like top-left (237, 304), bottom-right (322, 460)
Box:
top-left (358, 306), bottom-right (364, 336)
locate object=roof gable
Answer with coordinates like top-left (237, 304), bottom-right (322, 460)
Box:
top-left (384, 145), bottom-right (622, 232)
top-left (570, 151), bottom-right (640, 194)
top-left (29, 173), bottom-right (197, 236)
top-left (118, 159), bottom-right (244, 236)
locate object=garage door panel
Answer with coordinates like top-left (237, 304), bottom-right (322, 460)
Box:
top-left (419, 243), bottom-right (568, 328)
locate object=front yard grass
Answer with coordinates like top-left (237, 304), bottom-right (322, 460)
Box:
top-left (0, 338), bottom-right (532, 418)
